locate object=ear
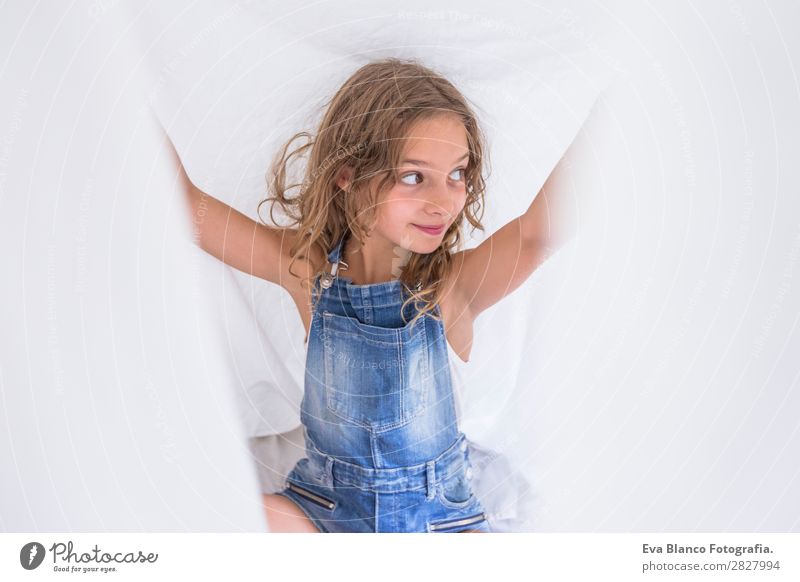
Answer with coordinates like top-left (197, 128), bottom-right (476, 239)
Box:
top-left (336, 165), bottom-right (354, 192)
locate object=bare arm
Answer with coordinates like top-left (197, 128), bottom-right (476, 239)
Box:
top-left (173, 146), bottom-right (312, 291)
top-left (452, 105), bottom-right (592, 318)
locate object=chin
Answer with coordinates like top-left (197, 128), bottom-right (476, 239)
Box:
top-left (412, 239), bottom-right (443, 255)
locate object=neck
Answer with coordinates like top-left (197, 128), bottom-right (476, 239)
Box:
top-left (342, 231), bottom-right (412, 285)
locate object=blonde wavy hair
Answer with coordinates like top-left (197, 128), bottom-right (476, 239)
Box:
top-left (258, 57), bottom-right (491, 328)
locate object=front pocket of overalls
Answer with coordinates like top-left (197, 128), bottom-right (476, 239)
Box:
top-left (436, 466), bottom-right (476, 509)
top-left (322, 312), bottom-right (430, 431)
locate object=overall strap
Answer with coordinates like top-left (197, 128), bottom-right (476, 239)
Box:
top-left (320, 232), bottom-right (350, 289)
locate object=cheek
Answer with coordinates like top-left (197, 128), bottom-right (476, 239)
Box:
top-left (375, 203), bottom-right (419, 246)
top-left (378, 193), bottom-right (417, 224)
top-left (457, 192), bottom-right (468, 210)
top-left (450, 192), bottom-right (468, 220)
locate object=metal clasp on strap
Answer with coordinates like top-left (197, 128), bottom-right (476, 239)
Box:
top-left (320, 258), bottom-right (349, 289)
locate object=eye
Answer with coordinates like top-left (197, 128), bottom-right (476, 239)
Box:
top-left (399, 171), bottom-right (423, 186)
top-left (450, 167), bottom-right (466, 181)
top-left (398, 168), bottom-right (466, 186)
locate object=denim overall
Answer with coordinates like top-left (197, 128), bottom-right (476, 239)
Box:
top-left (275, 232), bottom-right (490, 533)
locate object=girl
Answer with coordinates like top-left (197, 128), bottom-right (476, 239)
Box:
top-left (179, 57), bottom-right (577, 532)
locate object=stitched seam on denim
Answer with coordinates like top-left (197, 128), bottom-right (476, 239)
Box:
top-left (327, 462), bottom-right (462, 491)
top-left (329, 475), bottom-right (427, 494)
top-left (363, 301), bottom-right (404, 307)
top-left (370, 417), bottom-right (408, 431)
top-left (418, 321), bottom-right (430, 417)
top-left (323, 311), bottom-right (427, 337)
top-left (325, 407), bottom-right (375, 430)
top-left (318, 408), bottom-right (409, 432)
top-left (375, 489), bottom-right (380, 533)
top-left (324, 390), bottom-right (411, 430)
top-left (398, 334), bottom-right (405, 421)
top-left (312, 435), bottom-right (467, 476)
top-left (327, 461), bottom-right (437, 492)
top-left (361, 287), bottom-right (372, 324)
top-left (307, 435), bottom-right (468, 489)
top-left (369, 431), bottom-right (378, 478)
top-left (323, 328), bottom-right (420, 345)
top-left (323, 326), bottom-right (399, 346)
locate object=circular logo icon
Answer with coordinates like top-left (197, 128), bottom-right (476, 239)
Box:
top-left (20, 542), bottom-right (46, 570)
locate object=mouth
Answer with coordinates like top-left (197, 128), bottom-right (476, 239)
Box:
top-left (412, 223), bottom-right (445, 236)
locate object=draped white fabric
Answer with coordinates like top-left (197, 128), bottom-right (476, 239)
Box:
top-left (0, 1), bottom-right (267, 531)
top-left (142, 0), bottom-right (614, 533)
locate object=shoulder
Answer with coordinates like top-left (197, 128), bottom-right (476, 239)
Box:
top-left (278, 229), bottom-right (327, 295)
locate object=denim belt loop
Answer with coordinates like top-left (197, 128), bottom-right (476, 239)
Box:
top-left (425, 460), bottom-right (436, 501)
top-left (324, 456), bottom-right (335, 487)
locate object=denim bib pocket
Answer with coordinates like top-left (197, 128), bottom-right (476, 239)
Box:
top-left (322, 311), bottom-right (431, 431)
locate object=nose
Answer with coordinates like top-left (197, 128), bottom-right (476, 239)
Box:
top-left (424, 180), bottom-right (456, 220)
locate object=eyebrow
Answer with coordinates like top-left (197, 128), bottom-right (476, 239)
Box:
top-left (399, 153), bottom-right (469, 167)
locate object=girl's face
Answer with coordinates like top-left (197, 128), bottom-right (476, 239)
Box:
top-left (369, 114), bottom-right (470, 255)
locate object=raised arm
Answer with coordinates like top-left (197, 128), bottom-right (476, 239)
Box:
top-left (173, 146), bottom-right (313, 292)
top-left (452, 107), bottom-right (592, 318)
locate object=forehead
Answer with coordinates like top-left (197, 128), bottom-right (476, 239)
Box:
top-left (400, 115), bottom-right (469, 161)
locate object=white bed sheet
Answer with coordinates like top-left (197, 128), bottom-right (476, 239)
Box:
top-left (147, 0), bottom-right (619, 532)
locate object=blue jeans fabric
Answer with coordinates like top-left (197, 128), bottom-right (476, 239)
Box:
top-left (276, 232), bottom-right (490, 533)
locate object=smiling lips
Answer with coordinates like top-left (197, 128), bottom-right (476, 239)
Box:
top-left (412, 223), bottom-right (445, 235)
